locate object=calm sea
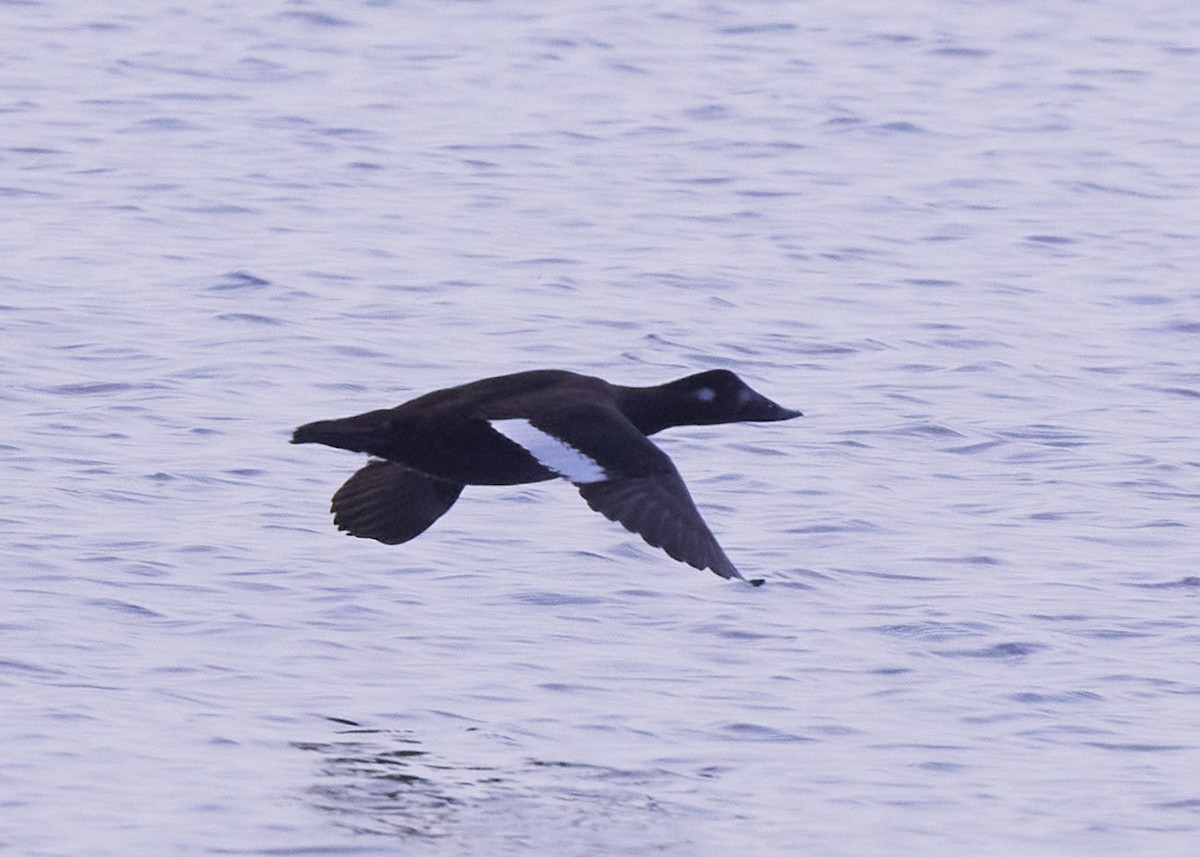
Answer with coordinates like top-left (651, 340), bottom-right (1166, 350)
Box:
top-left (4, 1), bottom-right (1199, 855)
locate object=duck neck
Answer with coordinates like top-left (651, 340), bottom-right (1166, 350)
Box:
top-left (614, 381), bottom-right (686, 436)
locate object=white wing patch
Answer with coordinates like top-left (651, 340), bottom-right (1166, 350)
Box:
top-left (489, 419), bottom-right (607, 484)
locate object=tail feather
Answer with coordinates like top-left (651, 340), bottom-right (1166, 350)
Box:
top-left (292, 410), bottom-right (392, 454)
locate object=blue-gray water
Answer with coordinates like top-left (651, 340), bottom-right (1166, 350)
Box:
top-left (4, 2), bottom-right (1199, 855)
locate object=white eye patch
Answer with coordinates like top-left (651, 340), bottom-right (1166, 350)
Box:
top-left (694, 386), bottom-right (716, 402)
top-left (489, 419), bottom-right (607, 484)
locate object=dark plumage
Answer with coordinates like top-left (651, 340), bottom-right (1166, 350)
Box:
top-left (291, 369), bottom-right (801, 584)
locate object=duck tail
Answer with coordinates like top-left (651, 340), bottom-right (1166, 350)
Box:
top-left (291, 409), bottom-right (392, 454)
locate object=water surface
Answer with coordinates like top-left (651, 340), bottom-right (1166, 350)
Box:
top-left (4, 2), bottom-right (1199, 855)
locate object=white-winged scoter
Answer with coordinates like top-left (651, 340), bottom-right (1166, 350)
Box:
top-left (291, 369), bottom-right (801, 585)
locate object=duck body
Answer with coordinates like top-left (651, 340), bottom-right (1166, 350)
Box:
top-left (292, 369), bottom-right (801, 583)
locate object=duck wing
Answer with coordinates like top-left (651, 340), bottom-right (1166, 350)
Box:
top-left (497, 405), bottom-right (752, 583)
top-left (330, 459), bottom-right (464, 545)
top-left (577, 470), bottom-right (747, 582)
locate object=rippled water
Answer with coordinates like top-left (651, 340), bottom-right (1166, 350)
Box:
top-left (5, 2), bottom-right (1200, 855)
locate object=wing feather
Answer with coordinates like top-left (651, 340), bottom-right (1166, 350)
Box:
top-left (330, 459), bottom-right (463, 545)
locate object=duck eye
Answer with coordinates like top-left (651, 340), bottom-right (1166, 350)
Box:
top-left (694, 387), bottom-right (716, 403)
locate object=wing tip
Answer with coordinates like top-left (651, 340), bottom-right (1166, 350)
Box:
top-left (713, 563), bottom-right (765, 586)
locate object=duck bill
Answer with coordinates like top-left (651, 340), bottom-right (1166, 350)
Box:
top-left (739, 391), bottom-right (803, 422)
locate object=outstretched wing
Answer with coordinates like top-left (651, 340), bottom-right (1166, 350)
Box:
top-left (577, 469), bottom-right (744, 581)
top-left (509, 405), bottom-right (749, 582)
top-left (330, 459), bottom-right (464, 545)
